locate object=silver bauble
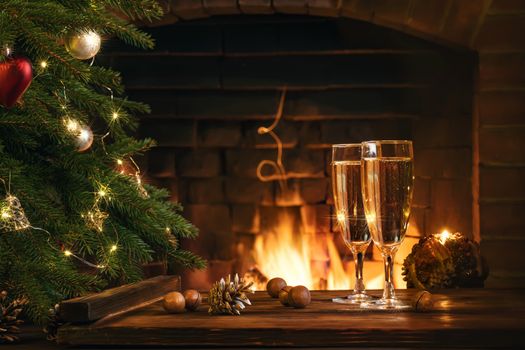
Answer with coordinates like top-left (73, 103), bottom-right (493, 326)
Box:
top-left (65, 30), bottom-right (101, 60)
top-left (76, 125), bottom-right (94, 152)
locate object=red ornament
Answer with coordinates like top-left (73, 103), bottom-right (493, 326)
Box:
top-left (0, 57), bottom-right (33, 108)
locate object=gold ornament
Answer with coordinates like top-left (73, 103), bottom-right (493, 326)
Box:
top-left (65, 30), bottom-right (101, 60)
top-left (82, 208), bottom-right (108, 232)
top-left (0, 194), bottom-right (30, 232)
top-left (162, 292), bottom-right (185, 314)
top-left (208, 274), bottom-right (253, 316)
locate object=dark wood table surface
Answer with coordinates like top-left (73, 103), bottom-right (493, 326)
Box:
top-left (53, 289), bottom-right (525, 349)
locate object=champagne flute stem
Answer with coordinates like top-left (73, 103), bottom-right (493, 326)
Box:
top-left (382, 250), bottom-right (396, 301)
top-left (353, 250), bottom-right (365, 294)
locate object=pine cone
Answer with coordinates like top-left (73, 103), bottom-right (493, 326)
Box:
top-left (0, 291), bottom-right (27, 343)
top-left (208, 274), bottom-right (254, 315)
top-left (402, 233), bottom-right (488, 290)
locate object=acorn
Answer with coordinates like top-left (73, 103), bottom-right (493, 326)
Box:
top-left (288, 285), bottom-right (311, 308)
top-left (412, 290), bottom-right (434, 312)
top-left (279, 286), bottom-right (293, 306)
top-left (266, 277), bottom-right (287, 298)
top-left (183, 289), bottom-right (201, 311)
top-left (162, 292), bottom-right (185, 313)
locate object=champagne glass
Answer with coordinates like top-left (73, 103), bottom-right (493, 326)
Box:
top-left (361, 140), bottom-right (414, 309)
top-left (331, 144), bottom-right (372, 304)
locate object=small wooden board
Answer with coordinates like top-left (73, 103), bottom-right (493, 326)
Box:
top-left (58, 288), bottom-right (525, 348)
top-left (59, 275), bottom-right (180, 323)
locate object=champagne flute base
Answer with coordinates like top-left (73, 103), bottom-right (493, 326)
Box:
top-left (332, 293), bottom-right (373, 304)
top-left (360, 297), bottom-right (411, 310)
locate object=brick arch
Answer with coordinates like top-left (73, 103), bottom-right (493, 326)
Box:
top-left (151, 0), bottom-right (490, 50)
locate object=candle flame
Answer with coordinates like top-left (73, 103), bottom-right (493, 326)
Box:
top-left (435, 229), bottom-right (462, 245)
top-left (438, 229), bottom-right (451, 245)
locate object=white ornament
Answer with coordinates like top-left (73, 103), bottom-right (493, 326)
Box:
top-left (76, 124), bottom-right (94, 152)
top-left (63, 118), bottom-right (94, 152)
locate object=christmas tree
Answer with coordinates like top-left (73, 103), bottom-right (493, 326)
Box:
top-left (0, 1), bottom-right (205, 325)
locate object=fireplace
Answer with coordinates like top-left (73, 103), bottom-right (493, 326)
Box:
top-left (101, 14), bottom-right (475, 290)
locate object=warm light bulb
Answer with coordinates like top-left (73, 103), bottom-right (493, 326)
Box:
top-left (64, 118), bottom-right (80, 133)
top-left (165, 227), bottom-right (171, 234)
top-left (336, 211), bottom-right (346, 223)
top-left (40, 61), bottom-right (48, 68)
top-left (1, 210), bottom-right (11, 220)
top-left (64, 250), bottom-right (72, 257)
top-left (111, 111), bottom-right (119, 120)
top-left (110, 244), bottom-right (117, 252)
top-left (96, 185), bottom-right (111, 201)
top-left (116, 159), bottom-right (123, 165)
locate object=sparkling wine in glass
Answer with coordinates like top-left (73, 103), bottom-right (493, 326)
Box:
top-left (331, 144), bottom-right (372, 304)
top-left (361, 140), bottom-right (414, 309)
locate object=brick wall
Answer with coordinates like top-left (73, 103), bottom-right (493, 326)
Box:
top-left (101, 16), bottom-right (474, 290)
top-left (475, 1), bottom-right (525, 288)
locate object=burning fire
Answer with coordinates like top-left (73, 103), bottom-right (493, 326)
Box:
top-left (247, 211), bottom-right (397, 291)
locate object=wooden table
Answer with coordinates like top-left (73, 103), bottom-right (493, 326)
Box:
top-left (58, 289), bottom-right (525, 348)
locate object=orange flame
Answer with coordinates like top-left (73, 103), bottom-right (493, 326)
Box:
top-left (249, 211), bottom-right (405, 291)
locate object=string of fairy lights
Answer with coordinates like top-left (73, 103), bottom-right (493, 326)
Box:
top-left (0, 30), bottom-right (160, 271)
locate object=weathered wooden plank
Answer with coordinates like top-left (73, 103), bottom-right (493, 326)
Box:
top-left (58, 289), bottom-right (525, 347)
top-left (59, 275), bottom-right (181, 323)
